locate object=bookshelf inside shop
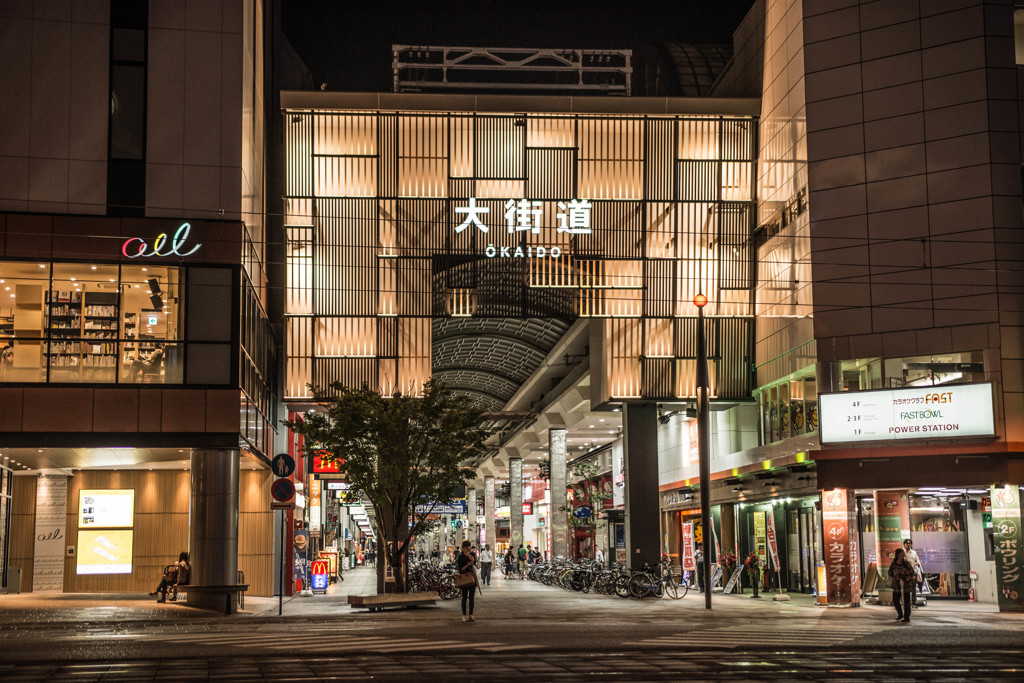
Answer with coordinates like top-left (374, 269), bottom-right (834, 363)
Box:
top-left (45, 290), bottom-right (120, 375)
top-left (82, 292), bottom-right (118, 369)
top-left (45, 290), bottom-right (83, 372)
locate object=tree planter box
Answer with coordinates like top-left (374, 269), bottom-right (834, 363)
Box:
top-left (348, 592), bottom-right (437, 611)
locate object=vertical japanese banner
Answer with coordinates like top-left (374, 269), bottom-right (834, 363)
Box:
top-left (873, 490), bottom-right (910, 580)
top-left (753, 510), bottom-right (768, 566)
top-left (682, 522), bottom-right (696, 571)
top-left (310, 478), bottom-right (322, 534)
top-left (991, 485), bottom-right (1024, 612)
top-left (32, 476), bottom-right (68, 592)
top-left (822, 488), bottom-right (860, 606)
top-left (765, 511), bottom-right (781, 574)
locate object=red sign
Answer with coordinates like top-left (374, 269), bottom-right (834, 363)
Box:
top-left (313, 452), bottom-right (344, 473)
top-left (311, 560), bottom-right (329, 575)
top-left (522, 502), bottom-right (533, 515)
top-left (682, 522), bottom-right (696, 571)
top-left (822, 488), bottom-right (860, 606)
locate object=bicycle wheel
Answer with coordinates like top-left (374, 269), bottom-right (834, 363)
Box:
top-left (614, 575), bottom-right (632, 598)
top-left (438, 576), bottom-right (458, 600)
top-left (664, 576), bottom-right (680, 599)
top-left (628, 575), bottom-right (648, 598)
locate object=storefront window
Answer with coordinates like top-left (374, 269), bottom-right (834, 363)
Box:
top-left (756, 375), bottom-right (818, 445)
top-left (0, 261), bottom-right (183, 384)
top-left (910, 493), bottom-right (970, 597)
top-left (0, 262), bottom-right (50, 382)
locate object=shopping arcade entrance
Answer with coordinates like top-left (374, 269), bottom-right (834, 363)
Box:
top-left (281, 92), bottom-right (761, 565)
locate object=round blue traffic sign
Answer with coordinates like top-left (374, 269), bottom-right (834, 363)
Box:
top-left (272, 453), bottom-right (296, 478)
top-left (573, 505), bottom-right (593, 519)
top-left (271, 477), bottom-right (295, 502)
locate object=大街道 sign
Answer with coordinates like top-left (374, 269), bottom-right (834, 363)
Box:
top-left (454, 197), bottom-right (593, 260)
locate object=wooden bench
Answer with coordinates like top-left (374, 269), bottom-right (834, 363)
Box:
top-left (347, 592), bottom-right (437, 612)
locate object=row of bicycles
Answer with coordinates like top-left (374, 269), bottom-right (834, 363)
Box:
top-left (526, 557), bottom-right (688, 599)
top-left (408, 560), bottom-right (461, 600)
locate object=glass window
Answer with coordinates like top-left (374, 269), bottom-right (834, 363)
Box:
top-left (0, 261), bottom-right (185, 385)
top-left (110, 64), bottom-right (145, 160)
top-left (119, 265), bottom-right (183, 384)
top-left (47, 264), bottom-right (119, 383)
top-left (0, 262), bottom-right (50, 382)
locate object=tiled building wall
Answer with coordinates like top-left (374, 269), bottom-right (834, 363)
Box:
top-left (802, 0), bottom-right (1024, 441)
top-left (755, 0), bottom-right (815, 386)
top-left (0, 1), bottom-right (110, 214)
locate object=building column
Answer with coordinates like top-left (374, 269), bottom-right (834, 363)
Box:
top-left (188, 448), bottom-right (239, 613)
top-left (510, 458), bottom-right (524, 550)
top-left (549, 428), bottom-right (568, 560)
top-left (484, 476), bottom-right (496, 553)
top-left (466, 488), bottom-right (479, 546)
top-left (623, 403), bottom-right (661, 567)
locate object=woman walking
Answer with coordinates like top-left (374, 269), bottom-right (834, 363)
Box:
top-left (890, 548), bottom-right (916, 623)
top-left (457, 540), bottom-right (478, 622)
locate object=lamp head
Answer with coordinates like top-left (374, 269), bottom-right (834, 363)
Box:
top-left (693, 293), bottom-right (708, 308)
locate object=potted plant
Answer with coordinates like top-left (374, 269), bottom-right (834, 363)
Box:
top-left (718, 551), bottom-right (737, 589)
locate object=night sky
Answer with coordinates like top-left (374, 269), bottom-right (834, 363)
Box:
top-left (281, 0), bottom-right (757, 92)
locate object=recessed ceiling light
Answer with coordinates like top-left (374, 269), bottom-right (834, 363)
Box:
top-left (588, 425), bottom-right (594, 428)
top-left (91, 266), bottom-right (97, 270)
top-left (598, 418), bottom-right (605, 422)
top-left (70, 277), bottom-right (76, 281)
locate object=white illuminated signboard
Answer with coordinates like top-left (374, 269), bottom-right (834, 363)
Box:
top-left (819, 383), bottom-right (996, 444)
top-left (76, 529), bottom-right (134, 574)
top-left (79, 489), bottom-right (135, 528)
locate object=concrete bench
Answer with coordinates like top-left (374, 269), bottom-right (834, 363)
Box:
top-left (178, 584), bottom-right (250, 615)
top-left (347, 592), bottom-right (437, 611)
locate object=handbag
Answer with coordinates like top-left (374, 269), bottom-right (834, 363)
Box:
top-left (883, 572), bottom-right (895, 590)
top-left (454, 571), bottom-right (476, 588)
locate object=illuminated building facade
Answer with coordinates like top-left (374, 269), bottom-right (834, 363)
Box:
top-left (281, 93), bottom-right (760, 408)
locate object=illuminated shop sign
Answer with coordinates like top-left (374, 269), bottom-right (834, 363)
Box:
top-left (122, 222), bottom-right (202, 258)
top-left (819, 383), bottom-right (996, 444)
top-left (455, 197), bottom-right (592, 259)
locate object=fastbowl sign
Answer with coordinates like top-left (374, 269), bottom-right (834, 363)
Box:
top-left (819, 383), bottom-right (996, 444)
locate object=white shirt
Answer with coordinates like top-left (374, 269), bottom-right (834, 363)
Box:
top-left (480, 549), bottom-right (492, 563)
top-left (904, 547), bottom-right (921, 569)
top-left (595, 549), bottom-right (605, 563)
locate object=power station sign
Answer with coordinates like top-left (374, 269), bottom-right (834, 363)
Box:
top-left (819, 383), bottom-right (996, 444)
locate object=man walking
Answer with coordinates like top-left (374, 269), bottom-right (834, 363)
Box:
top-left (479, 543), bottom-right (493, 585)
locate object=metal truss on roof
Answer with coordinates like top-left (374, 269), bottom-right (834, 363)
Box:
top-left (432, 317), bottom-right (573, 412)
top-left (393, 45), bottom-right (632, 95)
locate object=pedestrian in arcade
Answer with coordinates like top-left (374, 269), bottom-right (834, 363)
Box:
top-left (517, 544), bottom-right (528, 578)
top-left (890, 548), bottom-right (917, 623)
top-left (504, 547), bottom-right (515, 578)
top-left (457, 540), bottom-right (478, 622)
top-left (479, 543), bottom-right (493, 585)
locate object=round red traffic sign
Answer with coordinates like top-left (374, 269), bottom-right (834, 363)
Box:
top-left (271, 478), bottom-right (295, 502)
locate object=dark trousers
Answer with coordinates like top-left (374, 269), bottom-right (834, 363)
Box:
top-left (460, 584), bottom-right (476, 615)
top-left (480, 562), bottom-right (492, 585)
top-left (894, 589), bottom-right (913, 620)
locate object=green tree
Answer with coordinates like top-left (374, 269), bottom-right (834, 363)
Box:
top-left (560, 460), bottom-right (612, 559)
top-left (286, 380), bottom-right (489, 593)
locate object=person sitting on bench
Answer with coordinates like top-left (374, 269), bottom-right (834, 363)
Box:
top-left (150, 551), bottom-right (190, 602)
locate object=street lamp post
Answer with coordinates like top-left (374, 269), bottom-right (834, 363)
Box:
top-left (694, 293), bottom-right (712, 610)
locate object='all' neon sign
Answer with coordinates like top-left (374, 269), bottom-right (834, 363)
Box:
top-left (122, 222), bottom-right (202, 258)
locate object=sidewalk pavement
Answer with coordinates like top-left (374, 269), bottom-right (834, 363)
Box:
top-left (0, 564), bottom-right (1006, 626)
